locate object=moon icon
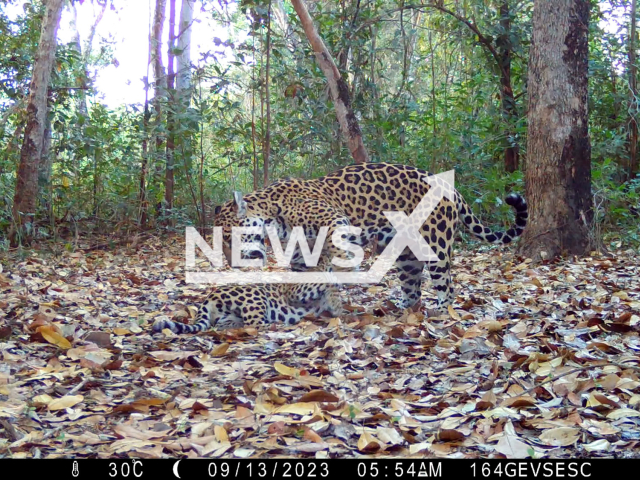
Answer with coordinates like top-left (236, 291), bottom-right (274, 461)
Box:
top-left (173, 460), bottom-right (181, 479)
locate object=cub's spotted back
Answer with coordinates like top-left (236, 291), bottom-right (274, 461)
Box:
top-left (153, 283), bottom-right (342, 334)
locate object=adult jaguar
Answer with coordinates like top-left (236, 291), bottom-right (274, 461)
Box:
top-left (213, 162), bottom-right (527, 315)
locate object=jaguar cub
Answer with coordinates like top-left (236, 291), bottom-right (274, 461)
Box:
top-left (153, 283), bottom-right (342, 334)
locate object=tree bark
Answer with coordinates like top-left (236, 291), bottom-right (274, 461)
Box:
top-left (628, 0), bottom-right (638, 180)
top-left (497, 0), bottom-right (519, 172)
top-left (69, 2), bottom-right (87, 117)
top-left (38, 108), bottom-right (53, 222)
top-left (518, 0), bottom-right (592, 261)
top-left (176, 0), bottom-right (194, 94)
top-left (263, 0), bottom-right (272, 185)
top-left (165, 0), bottom-right (177, 223)
top-left (291, 0), bottom-right (369, 164)
top-left (10, 0), bottom-right (64, 245)
top-left (151, 0), bottom-right (167, 218)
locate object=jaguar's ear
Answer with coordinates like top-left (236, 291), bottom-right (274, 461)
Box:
top-left (233, 191), bottom-right (247, 218)
top-left (214, 205), bottom-right (222, 215)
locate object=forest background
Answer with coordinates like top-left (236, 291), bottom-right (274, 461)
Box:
top-left (0, 0), bottom-right (638, 250)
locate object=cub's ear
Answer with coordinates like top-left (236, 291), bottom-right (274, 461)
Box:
top-left (233, 191), bottom-right (247, 218)
top-left (214, 205), bottom-right (222, 215)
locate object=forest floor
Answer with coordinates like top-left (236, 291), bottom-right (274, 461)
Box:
top-left (0, 234), bottom-right (640, 459)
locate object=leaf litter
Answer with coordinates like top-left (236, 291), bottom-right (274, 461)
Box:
top-left (0, 237), bottom-right (639, 459)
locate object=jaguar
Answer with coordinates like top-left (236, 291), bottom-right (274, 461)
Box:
top-left (212, 162), bottom-right (527, 315)
top-left (153, 282), bottom-right (342, 333)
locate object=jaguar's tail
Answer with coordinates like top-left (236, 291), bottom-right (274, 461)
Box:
top-left (457, 192), bottom-right (528, 244)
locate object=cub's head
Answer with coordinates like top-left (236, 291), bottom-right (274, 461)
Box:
top-left (214, 192), bottom-right (268, 267)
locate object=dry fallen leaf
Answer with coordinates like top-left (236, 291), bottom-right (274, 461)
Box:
top-left (211, 343), bottom-right (230, 357)
top-left (539, 427), bottom-right (580, 447)
top-left (274, 361), bottom-right (299, 377)
top-left (298, 390), bottom-right (339, 403)
top-left (357, 432), bottom-right (381, 453)
top-left (48, 395), bottom-right (84, 411)
top-left (37, 325), bottom-right (72, 350)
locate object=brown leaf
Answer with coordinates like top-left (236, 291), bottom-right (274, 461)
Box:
top-left (85, 331), bottom-right (112, 348)
top-left (303, 428), bottom-right (323, 443)
top-left (268, 421), bottom-right (286, 435)
top-left (102, 359), bottom-right (123, 370)
top-left (357, 432), bottom-right (381, 453)
top-left (438, 429), bottom-right (465, 442)
top-left (298, 390), bottom-right (339, 403)
top-left (501, 396), bottom-right (537, 408)
top-left (0, 325), bottom-right (11, 339)
top-left (211, 343), bottom-right (230, 357)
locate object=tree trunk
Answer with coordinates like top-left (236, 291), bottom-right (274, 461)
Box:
top-left (69, 2), bottom-right (87, 117)
top-left (151, 0), bottom-right (167, 218)
top-left (38, 109), bottom-right (53, 222)
top-left (628, 0), bottom-right (638, 180)
top-left (139, 100), bottom-right (150, 229)
top-left (518, 0), bottom-right (592, 261)
top-left (263, 0), bottom-right (272, 186)
top-left (165, 0), bottom-right (177, 223)
top-left (291, 0), bottom-right (369, 164)
top-left (497, 0), bottom-right (519, 173)
top-left (10, 0), bottom-right (64, 245)
top-left (176, 0), bottom-right (194, 94)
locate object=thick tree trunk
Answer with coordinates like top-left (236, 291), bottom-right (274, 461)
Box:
top-left (519, 0), bottom-right (592, 261)
top-left (10, 0), bottom-right (64, 245)
top-left (291, 0), bottom-right (369, 164)
top-left (628, 0), bottom-right (638, 180)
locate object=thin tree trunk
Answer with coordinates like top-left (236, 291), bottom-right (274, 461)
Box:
top-left (519, 0), bottom-right (592, 261)
top-left (38, 108), bottom-right (53, 222)
top-left (177, 0), bottom-right (195, 221)
top-left (10, 0), bottom-right (64, 245)
top-left (251, 31), bottom-right (259, 191)
top-left (429, 29), bottom-right (436, 172)
top-left (410, 3), bottom-right (519, 171)
top-left (497, 0), bottom-right (519, 172)
top-left (151, 0), bottom-right (167, 219)
top-left (176, 0), bottom-right (194, 94)
top-left (629, 0), bottom-right (638, 180)
top-left (139, 100), bottom-right (150, 228)
top-left (263, 0), bottom-right (272, 186)
top-left (165, 0), bottom-right (177, 224)
top-left (69, 2), bottom-right (87, 117)
top-left (291, 0), bottom-right (369, 163)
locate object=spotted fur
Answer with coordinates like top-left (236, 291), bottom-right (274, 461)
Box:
top-left (214, 163), bottom-right (527, 315)
top-left (153, 283), bottom-right (342, 333)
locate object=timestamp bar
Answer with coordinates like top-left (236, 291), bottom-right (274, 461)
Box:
top-left (0, 458), bottom-right (625, 479)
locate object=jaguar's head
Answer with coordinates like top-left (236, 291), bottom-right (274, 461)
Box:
top-left (213, 192), bottom-right (268, 267)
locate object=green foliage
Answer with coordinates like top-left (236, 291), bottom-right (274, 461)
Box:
top-left (0, 0), bottom-right (639, 244)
